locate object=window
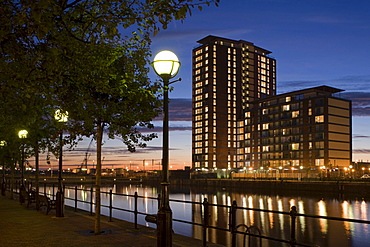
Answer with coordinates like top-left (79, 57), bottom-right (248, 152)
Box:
top-left (292, 143), bottom-right (299, 150)
top-left (292, 111), bottom-right (299, 118)
top-left (283, 105), bottom-right (290, 111)
top-left (315, 115), bottom-right (324, 123)
top-left (195, 95), bottom-right (202, 101)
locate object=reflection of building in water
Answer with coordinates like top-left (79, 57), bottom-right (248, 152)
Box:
top-left (190, 191), bottom-right (365, 246)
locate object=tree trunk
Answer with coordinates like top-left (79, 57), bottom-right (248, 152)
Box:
top-left (94, 122), bottom-right (103, 235)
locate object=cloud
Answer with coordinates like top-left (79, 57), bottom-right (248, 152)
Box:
top-left (278, 75), bottom-right (370, 116)
top-left (278, 75), bottom-right (370, 94)
top-left (169, 98), bottom-right (192, 121)
top-left (152, 98), bottom-right (192, 122)
top-left (353, 149), bottom-right (370, 154)
top-left (303, 15), bottom-right (355, 24)
top-left (353, 134), bottom-right (370, 139)
top-left (341, 92), bottom-right (370, 116)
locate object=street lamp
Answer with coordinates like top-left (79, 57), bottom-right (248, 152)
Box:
top-left (152, 50), bottom-right (181, 247)
top-left (54, 109), bottom-right (68, 217)
top-left (1, 140), bottom-right (7, 196)
top-left (18, 130), bottom-right (28, 184)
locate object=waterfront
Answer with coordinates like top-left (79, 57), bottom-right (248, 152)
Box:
top-left (42, 183), bottom-right (370, 247)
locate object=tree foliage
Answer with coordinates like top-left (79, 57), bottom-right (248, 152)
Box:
top-left (0, 0), bottom-right (220, 234)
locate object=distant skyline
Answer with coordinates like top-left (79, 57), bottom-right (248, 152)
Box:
top-left (35, 0), bottom-right (370, 170)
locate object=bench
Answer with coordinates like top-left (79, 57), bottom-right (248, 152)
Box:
top-left (38, 195), bottom-right (56, 215)
top-left (20, 189), bottom-right (36, 208)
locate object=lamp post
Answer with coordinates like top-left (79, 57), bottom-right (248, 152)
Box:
top-left (54, 109), bottom-right (68, 217)
top-left (18, 130), bottom-right (28, 203)
top-left (1, 140), bottom-right (7, 196)
top-left (152, 50), bottom-right (181, 247)
top-left (18, 130), bottom-right (28, 185)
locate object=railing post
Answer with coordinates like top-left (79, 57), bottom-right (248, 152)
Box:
top-left (74, 186), bottom-right (77, 212)
top-left (290, 206), bottom-right (297, 246)
top-left (230, 200), bottom-right (237, 247)
top-left (134, 192), bottom-right (138, 229)
top-left (52, 184), bottom-right (55, 200)
top-left (157, 193), bottom-right (161, 210)
top-left (90, 187), bottom-right (93, 216)
top-left (109, 189), bottom-right (113, 222)
top-left (202, 198), bottom-right (209, 247)
top-left (44, 183), bottom-right (46, 196)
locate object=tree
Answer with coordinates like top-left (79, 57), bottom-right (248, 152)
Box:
top-left (0, 0), bottom-right (220, 234)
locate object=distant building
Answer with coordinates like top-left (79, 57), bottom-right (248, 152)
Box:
top-left (192, 35), bottom-right (352, 174)
top-left (247, 86), bottom-right (351, 169)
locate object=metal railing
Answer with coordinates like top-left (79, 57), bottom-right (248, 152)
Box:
top-left (6, 180), bottom-right (370, 247)
top-left (42, 184), bottom-right (318, 246)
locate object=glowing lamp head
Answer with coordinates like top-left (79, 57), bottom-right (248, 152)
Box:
top-left (18, 130), bottom-right (28, 139)
top-left (54, 109), bottom-right (69, 123)
top-left (152, 50), bottom-right (180, 80)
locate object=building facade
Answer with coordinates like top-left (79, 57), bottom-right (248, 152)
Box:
top-left (192, 35), bottom-right (352, 174)
top-left (246, 86), bottom-right (352, 170)
top-left (192, 35), bottom-right (276, 170)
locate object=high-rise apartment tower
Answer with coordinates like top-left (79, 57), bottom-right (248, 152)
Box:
top-left (192, 35), bottom-right (276, 170)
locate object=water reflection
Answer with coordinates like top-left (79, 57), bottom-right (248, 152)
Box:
top-left (41, 184), bottom-right (370, 247)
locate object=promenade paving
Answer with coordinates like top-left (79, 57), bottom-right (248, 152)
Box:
top-left (0, 193), bottom-right (224, 247)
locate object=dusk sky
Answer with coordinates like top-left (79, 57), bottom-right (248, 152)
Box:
top-left (41, 0), bottom-right (370, 171)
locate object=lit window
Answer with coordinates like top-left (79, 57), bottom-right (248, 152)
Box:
top-left (292, 143), bottom-right (299, 150)
top-left (195, 49), bottom-right (202, 55)
top-left (283, 105), bottom-right (290, 111)
top-left (263, 123), bottom-right (269, 130)
top-left (262, 146), bottom-right (269, 152)
top-left (315, 115), bottom-right (324, 123)
top-left (286, 96), bottom-right (291, 102)
top-left (195, 135), bottom-right (202, 141)
top-left (292, 111), bottom-right (299, 118)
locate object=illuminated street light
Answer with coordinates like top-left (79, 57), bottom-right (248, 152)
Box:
top-left (1, 140), bottom-right (7, 196)
top-left (152, 50), bottom-right (181, 247)
top-left (18, 129), bottom-right (28, 203)
top-left (18, 130), bottom-right (28, 184)
top-left (54, 109), bottom-right (68, 217)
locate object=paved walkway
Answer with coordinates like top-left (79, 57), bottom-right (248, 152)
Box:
top-left (0, 193), bottom-right (224, 247)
